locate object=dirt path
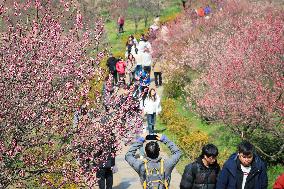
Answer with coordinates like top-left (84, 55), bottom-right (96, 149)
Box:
top-left (99, 78), bottom-right (182, 189)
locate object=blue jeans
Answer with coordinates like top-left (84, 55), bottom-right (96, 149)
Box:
top-left (147, 113), bottom-right (156, 134)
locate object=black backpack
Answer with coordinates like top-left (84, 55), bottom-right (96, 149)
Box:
top-left (143, 159), bottom-right (169, 189)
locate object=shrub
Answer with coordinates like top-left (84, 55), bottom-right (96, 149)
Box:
top-left (179, 130), bottom-right (209, 162)
top-left (160, 98), bottom-right (209, 163)
top-left (163, 70), bottom-right (191, 98)
top-left (160, 98), bottom-right (177, 124)
top-left (167, 117), bottom-right (189, 134)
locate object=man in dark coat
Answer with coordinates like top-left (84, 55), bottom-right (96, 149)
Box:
top-left (96, 151), bottom-right (115, 189)
top-left (216, 141), bottom-right (268, 189)
top-left (180, 144), bottom-right (220, 189)
top-left (106, 53), bottom-right (118, 84)
top-left (94, 132), bottom-right (116, 189)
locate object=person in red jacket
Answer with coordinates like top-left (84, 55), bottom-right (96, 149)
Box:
top-left (116, 58), bottom-right (126, 86)
top-left (197, 7), bottom-right (205, 17)
top-left (274, 174), bottom-right (284, 189)
top-left (117, 15), bottom-right (125, 33)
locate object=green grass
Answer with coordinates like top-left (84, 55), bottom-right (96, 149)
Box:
top-left (268, 165), bottom-right (284, 188)
top-left (156, 98), bottom-right (283, 187)
top-left (105, 19), bottom-right (149, 55)
top-left (104, 0), bottom-right (182, 56)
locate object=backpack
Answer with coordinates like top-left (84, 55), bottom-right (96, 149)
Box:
top-left (143, 159), bottom-right (169, 189)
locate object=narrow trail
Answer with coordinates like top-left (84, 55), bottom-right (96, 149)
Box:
top-left (99, 78), bottom-right (182, 189)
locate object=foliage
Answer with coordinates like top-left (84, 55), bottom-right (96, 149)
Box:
top-left (164, 66), bottom-right (191, 98)
top-left (160, 98), bottom-right (209, 162)
top-left (268, 164), bottom-right (284, 189)
top-left (190, 2), bottom-right (284, 162)
top-left (160, 98), bottom-right (177, 125)
top-left (0, 1), bottom-right (142, 188)
top-left (153, 0), bottom-right (284, 163)
top-left (179, 131), bottom-right (209, 162)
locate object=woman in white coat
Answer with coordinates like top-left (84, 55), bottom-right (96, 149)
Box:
top-left (143, 88), bottom-right (161, 134)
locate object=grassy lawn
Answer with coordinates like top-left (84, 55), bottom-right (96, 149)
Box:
top-left (104, 0), bottom-right (182, 56)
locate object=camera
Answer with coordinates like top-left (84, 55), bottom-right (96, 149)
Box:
top-left (145, 134), bottom-right (158, 140)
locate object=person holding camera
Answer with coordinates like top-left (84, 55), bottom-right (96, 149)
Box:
top-left (125, 133), bottom-right (181, 189)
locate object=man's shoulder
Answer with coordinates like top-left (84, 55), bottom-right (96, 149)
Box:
top-left (183, 161), bottom-right (199, 173)
top-left (254, 154), bottom-right (267, 170)
top-left (185, 161), bottom-right (199, 169)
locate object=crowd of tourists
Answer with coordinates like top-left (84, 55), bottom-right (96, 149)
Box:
top-left (106, 31), bottom-right (163, 137)
top-left (75, 3), bottom-right (283, 189)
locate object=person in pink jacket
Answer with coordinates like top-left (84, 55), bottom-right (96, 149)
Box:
top-left (116, 58), bottom-right (127, 86)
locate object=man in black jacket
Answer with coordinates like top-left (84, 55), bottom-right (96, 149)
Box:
top-left (106, 53), bottom-right (118, 84)
top-left (94, 136), bottom-right (116, 189)
top-left (180, 144), bottom-right (220, 189)
top-left (96, 152), bottom-right (115, 189)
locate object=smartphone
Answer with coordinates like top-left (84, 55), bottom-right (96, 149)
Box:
top-left (146, 134), bottom-right (158, 140)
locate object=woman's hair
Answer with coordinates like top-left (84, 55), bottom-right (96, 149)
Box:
top-left (128, 53), bottom-right (135, 60)
top-left (148, 88), bottom-right (157, 101)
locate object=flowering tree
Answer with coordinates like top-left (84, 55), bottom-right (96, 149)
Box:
top-left (191, 5), bottom-right (284, 162)
top-left (152, 0), bottom-right (284, 162)
top-left (0, 1), bottom-right (142, 187)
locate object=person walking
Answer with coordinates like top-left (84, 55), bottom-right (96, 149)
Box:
top-left (106, 53), bottom-right (118, 84)
top-left (143, 88), bottom-right (161, 134)
top-left (126, 53), bottom-right (136, 85)
top-left (95, 137), bottom-right (116, 189)
top-left (153, 59), bottom-right (162, 87)
top-left (125, 133), bottom-right (181, 189)
top-left (180, 144), bottom-right (220, 189)
top-left (141, 47), bottom-right (153, 75)
top-left (216, 141), bottom-right (268, 189)
top-left (117, 15), bottom-right (125, 33)
top-left (115, 58), bottom-right (127, 86)
top-left (125, 36), bottom-right (134, 58)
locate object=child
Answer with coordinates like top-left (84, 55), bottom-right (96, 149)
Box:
top-left (116, 58), bottom-right (127, 86)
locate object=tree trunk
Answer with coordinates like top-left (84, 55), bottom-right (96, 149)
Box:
top-left (144, 14), bottom-right (148, 27)
top-left (135, 20), bottom-right (138, 33)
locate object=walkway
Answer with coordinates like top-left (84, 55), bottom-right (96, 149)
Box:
top-left (94, 79), bottom-right (182, 188)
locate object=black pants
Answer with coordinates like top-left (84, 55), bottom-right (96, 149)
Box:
top-left (97, 168), bottom-right (113, 189)
top-left (182, 0), bottom-right (186, 9)
top-left (144, 66), bottom-right (151, 75)
top-left (118, 24), bottom-right (124, 33)
top-left (154, 72), bottom-right (162, 86)
top-left (110, 70), bottom-right (118, 84)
